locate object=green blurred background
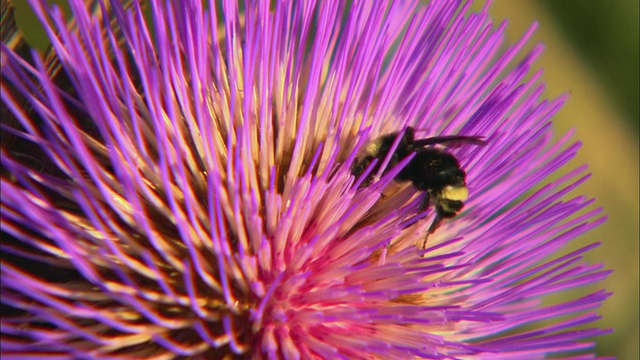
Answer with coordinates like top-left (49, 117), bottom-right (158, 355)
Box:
top-left (488, 2), bottom-right (639, 359)
top-left (8, 0), bottom-right (640, 358)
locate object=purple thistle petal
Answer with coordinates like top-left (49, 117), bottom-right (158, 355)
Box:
top-left (1, 0), bottom-right (611, 358)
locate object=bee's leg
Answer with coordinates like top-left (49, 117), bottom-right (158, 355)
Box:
top-left (402, 193), bottom-right (429, 231)
top-left (417, 192), bottom-right (431, 212)
top-left (421, 199), bottom-right (464, 249)
top-left (422, 208), bottom-right (444, 250)
top-left (417, 193), bottom-right (436, 250)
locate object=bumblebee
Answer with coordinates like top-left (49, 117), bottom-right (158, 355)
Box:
top-left (351, 127), bottom-right (485, 249)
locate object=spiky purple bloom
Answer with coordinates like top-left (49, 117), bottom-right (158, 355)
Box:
top-left (1, 0), bottom-right (612, 358)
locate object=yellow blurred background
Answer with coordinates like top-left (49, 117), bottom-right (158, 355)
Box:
top-left (9, 0), bottom-right (639, 358)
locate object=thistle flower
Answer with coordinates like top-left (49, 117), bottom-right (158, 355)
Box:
top-left (0, 0), bottom-right (612, 358)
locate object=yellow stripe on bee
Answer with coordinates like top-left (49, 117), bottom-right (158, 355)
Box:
top-left (442, 185), bottom-right (468, 201)
top-left (364, 141), bottom-right (382, 156)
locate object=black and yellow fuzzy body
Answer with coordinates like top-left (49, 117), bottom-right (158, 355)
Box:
top-left (351, 127), bottom-right (485, 249)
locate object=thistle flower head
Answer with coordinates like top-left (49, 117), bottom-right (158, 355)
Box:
top-left (1, 0), bottom-right (612, 358)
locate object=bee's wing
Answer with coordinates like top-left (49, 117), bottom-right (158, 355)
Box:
top-left (413, 135), bottom-right (486, 148)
